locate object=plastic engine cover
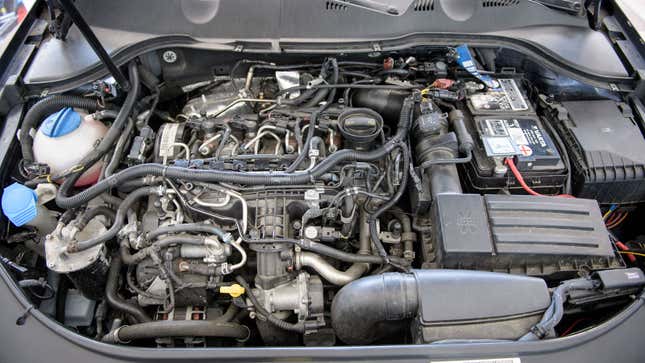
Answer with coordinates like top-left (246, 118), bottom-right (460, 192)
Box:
top-left (431, 194), bottom-right (622, 277)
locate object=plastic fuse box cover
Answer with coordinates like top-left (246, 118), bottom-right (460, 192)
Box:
top-left (555, 100), bottom-right (645, 204)
top-left (432, 194), bottom-right (622, 277)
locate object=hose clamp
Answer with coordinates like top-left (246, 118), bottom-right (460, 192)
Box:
top-left (529, 324), bottom-right (548, 339)
top-left (112, 325), bottom-right (132, 344)
top-left (236, 325), bottom-right (252, 343)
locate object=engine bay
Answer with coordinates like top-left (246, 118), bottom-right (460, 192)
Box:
top-left (2, 44), bottom-right (645, 347)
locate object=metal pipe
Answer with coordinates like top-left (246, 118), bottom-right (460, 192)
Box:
top-left (298, 252), bottom-right (368, 286)
top-left (208, 98), bottom-right (277, 119)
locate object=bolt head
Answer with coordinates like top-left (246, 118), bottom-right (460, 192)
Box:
top-left (162, 50), bottom-right (178, 63)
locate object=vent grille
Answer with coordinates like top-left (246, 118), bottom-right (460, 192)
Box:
top-left (482, 0), bottom-right (520, 7)
top-left (413, 0), bottom-right (434, 11)
top-left (325, 1), bottom-right (349, 11)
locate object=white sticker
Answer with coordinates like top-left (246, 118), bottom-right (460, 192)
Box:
top-left (499, 78), bottom-right (529, 111)
top-left (626, 271), bottom-right (641, 279)
top-left (507, 125), bottom-right (528, 145)
top-left (431, 358), bottom-right (521, 363)
top-left (485, 138), bottom-right (516, 155)
top-left (158, 123), bottom-right (179, 157)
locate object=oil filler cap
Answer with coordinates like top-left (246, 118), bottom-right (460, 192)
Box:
top-left (40, 107), bottom-right (81, 137)
top-left (1, 183), bottom-right (38, 226)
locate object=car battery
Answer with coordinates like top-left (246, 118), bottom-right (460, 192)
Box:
top-left (461, 79), bottom-right (567, 194)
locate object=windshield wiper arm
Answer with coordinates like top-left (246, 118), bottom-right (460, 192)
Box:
top-left (530, 0), bottom-right (584, 14)
top-left (327, 0), bottom-right (413, 15)
top-left (50, 0), bottom-right (131, 91)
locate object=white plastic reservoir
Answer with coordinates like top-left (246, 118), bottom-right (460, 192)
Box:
top-left (32, 107), bottom-right (108, 186)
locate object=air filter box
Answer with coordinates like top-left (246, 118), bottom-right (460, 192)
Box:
top-left (430, 193), bottom-right (622, 278)
top-left (550, 100), bottom-right (645, 204)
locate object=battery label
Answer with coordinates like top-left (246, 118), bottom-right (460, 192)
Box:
top-left (478, 118), bottom-right (557, 164)
top-left (469, 79), bottom-right (529, 113)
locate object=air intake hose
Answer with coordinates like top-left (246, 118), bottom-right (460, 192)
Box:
top-left (331, 270), bottom-right (551, 345)
top-left (331, 272), bottom-right (418, 344)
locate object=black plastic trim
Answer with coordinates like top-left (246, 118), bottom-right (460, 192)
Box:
top-left (23, 31), bottom-right (635, 95)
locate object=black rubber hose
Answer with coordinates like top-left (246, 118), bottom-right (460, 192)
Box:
top-left (105, 255), bottom-right (151, 323)
top-left (56, 61), bottom-right (139, 197)
top-left (366, 96), bottom-right (415, 262)
top-left (302, 58), bottom-right (339, 108)
top-left (120, 240), bottom-right (148, 265)
top-left (284, 111), bottom-right (318, 172)
top-left (331, 272), bottom-right (418, 344)
top-left (103, 320), bottom-right (249, 343)
top-left (55, 276), bottom-right (71, 323)
top-left (285, 61), bottom-right (337, 172)
top-left (448, 109), bottom-right (474, 154)
top-left (55, 94), bottom-right (413, 209)
top-left (77, 206), bottom-right (116, 230)
top-left (368, 144), bottom-right (409, 262)
top-left (520, 278), bottom-right (598, 341)
top-left (216, 303), bottom-right (240, 323)
top-left (234, 276), bottom-right (305, 333)
top-left (103, 116), bottom-right (135, 178)
top-left (20, 96), bottom-right (101, 163)
top-left (278, 60), bottom-right (330, 107)
top-left (68, 186), bottom-right (158, 253)
top-left (56, 139), bottom-right (399, 209)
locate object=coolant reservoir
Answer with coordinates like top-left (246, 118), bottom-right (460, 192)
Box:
top-left (32, 107), bottom-right (108, 186)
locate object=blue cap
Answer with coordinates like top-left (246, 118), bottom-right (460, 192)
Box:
top-left (1, 183), bottom-right (38, 227)
top-left (40, 107), bottom-right (81, 137)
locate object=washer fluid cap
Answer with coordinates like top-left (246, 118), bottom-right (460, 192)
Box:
top-left (1, 183), bottom-right (38, 227)
top-left (40, 107), bottom-right (82, 137)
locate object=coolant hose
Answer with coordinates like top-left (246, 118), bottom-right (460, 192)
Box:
top-left (20, 96), bottom-right (102, 163)
top-left (56, 136), bottom-right (400, 209)
top-left (105, 255), bottom-right (151, 323)
top-left (331, 272), bottom-right (418, 344)
top-left (76, 206), bottom-right (116, 230)
top-left (103, 320), bottom-right (248, 343)
top-left (67, 186), bottom-right (160, 253)
top-left (56, 61), bottom-right (139, 202)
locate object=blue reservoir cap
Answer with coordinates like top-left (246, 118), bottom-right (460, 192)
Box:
top-left (40, 107), bottom-right (82, 137)
top-left (1, 183), bottom-right (38, 227)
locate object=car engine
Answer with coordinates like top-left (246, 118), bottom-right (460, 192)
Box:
top-left (2, 45), bottom-right (645, 347)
